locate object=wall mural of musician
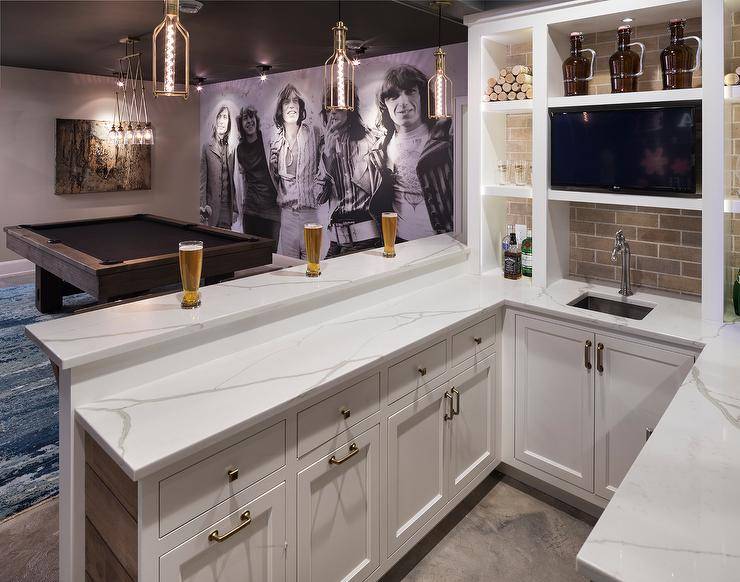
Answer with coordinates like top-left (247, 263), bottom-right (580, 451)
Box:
top-left (199, 43), bottom-right (466, 260)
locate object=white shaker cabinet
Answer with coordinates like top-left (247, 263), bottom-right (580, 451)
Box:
top-left (594, 333), bottom-right (694, 500)
top-left (159, 482), bottom-right (287, 582)
top-left (297, 425), bottom-right (380, 582)
top-left (386, 384), bottom-right (448, 556)
top-left (448, 356), bottom-right (496, 498)
top-left (514, 315), bottom-right (595, 492)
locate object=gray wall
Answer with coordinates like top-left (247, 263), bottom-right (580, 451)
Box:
top-left (0, 66), bottom-right (200, 263)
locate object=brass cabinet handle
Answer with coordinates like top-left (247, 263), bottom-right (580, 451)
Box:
top-left (443, 391), bottom-right (455, 421)
top-left (596, 343), bottom-right (604, 373)
top-left (584, 340), bottom-right (592, 370)
top-left (340, 407), bottom-right (351, 419)
top-left (208, 510), bottom-right (251, 543)
top-left (646, 428), bottom-right (653, 441)
top-left (451, 387), bottom-right (460, 416)
top-left (418, 366), bottom-right (427, 376)
top-left (329, 443), bottom-right (359, 465)
top-left (473, 336), bottom-right (482, 345)
top-left (227, 467), bottom-right (239, 482)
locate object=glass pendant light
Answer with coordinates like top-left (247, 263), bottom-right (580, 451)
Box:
top-left (428, 1), bottom-right (453, 120)
top-left (108, 92), bottom-right (121, 142)
top-left (152, 0), bottom-right (190, 98)
top-left (324, 1), bottom-right (355, 111)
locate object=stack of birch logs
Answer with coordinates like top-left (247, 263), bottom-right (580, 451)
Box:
top-left (483, 64), bottom-right (533, 102)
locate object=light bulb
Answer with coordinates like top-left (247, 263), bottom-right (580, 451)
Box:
top-left (134, 125), bottom-right (144, 144)
top-left (116, 79), bottom-right (124, 88)
top-left (196, 84), bottom-right (202, 92)
top-left (143, 124), bottom-right (154, 145)
top-left (164, 17), bottom-right (177, 93)
top-left (352, 58), bottom-right (361, 67)
top-left (260, 73), bottom-right (267, 81)
top-left (108, 126), bottom-right (118, 142)
top-left (124, 125), bottom-right (134, 144)
top-left (435, 73), bottom-right (444, 117)
top-left (336, 56), bottom-right (346, 108)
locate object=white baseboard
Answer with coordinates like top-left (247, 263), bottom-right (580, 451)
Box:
top-left (0, 259), bottom-right (33, 277)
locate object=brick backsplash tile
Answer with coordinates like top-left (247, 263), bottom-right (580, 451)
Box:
top-left (681, 231), bottom-right (702, 247)
top-left (637, 228), bottom-right (681, 244)
top-left (595, 223), bottom-right (636, 239)
top-left (576, 207), bottom-right (616, 223)
top-left (658, 274), bottom-right (702, 295)
top-left (615, 211), bottom-right (659, 227)
top-left (659, 244), bottom-right (702, 262)
top-left (636, 256), bottom-right (681, 275)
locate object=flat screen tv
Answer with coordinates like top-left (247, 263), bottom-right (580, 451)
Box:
top-left (550, 104), bottom-right (698, 196)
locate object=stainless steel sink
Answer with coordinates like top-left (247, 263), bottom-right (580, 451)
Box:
top-left (568, 293), bottom-right (654, 320)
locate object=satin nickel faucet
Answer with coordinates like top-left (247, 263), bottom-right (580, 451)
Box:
top-left (611, 230), bottom-right (633, 296)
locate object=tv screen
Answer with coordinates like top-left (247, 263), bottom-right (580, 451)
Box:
top-left (550, 105), bottom-right (697, 196)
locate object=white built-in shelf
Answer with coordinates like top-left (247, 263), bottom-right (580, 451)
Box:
top-left (548, 88), bottom-right (702, 109)
top-left (481, 100), bottom-right (533, 114)
top-left (548, 189), bottom-right (703, 211)
top-left (725, 198), bottom-right (740, 213)
top-left (724, 85), bottom-right (740, 101)
top-left (483, 184), bottom-right (533, 198)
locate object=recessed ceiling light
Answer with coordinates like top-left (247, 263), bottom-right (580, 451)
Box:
top-left (622, 17), bottom-right (634, 23)
top-left (257, 65), bottom-right (272, 82)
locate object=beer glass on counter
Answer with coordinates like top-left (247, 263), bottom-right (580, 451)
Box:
top-left (179, 241), bottom-right (203, 308)
top-left (382, 212), bottom-right (398, 258)
top-left (304, 224), bottom-right (323, 277)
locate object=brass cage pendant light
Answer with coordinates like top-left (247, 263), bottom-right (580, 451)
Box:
top-left (324, 2), bottom-right (355, 111)
top-left (428, 1), bottom-right (453, 119)
top-left (152, 0), bottom-right (190, 98)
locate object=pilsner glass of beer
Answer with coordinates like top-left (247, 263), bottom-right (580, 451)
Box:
top-left (382, 212), bottom-right (398, 258)
top-left (179, 241), bottom-right (203, 308)
top-left (304, 224), bottom-right (322, 277)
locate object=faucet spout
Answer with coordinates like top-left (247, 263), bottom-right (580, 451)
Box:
top-left (611, 230), bottom-right (633, 296)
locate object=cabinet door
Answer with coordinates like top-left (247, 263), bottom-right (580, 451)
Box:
top-left (594, 334), bottom-right (694, 499)
top-left (387, 384), bottom-right (448, 556)
top-left (297, 425), bottom-right (379, 582)
top-left (515, 315), bottom-right (595, 491)
top-left (448, 355), bottom-right (496, 498)
top-left (159, 482), bottom-right (286, 582)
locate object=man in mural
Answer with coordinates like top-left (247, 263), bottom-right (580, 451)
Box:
top-left (235, 106), bottom-right (280, 245)
top-left (371, 64), bottom-right (454, 241)
top-left (269, 83), bottom-right (328, 259)
top-left (200, 105), bottom-right (237, 229)
top-left (319, 89), bottom-right (383, 256)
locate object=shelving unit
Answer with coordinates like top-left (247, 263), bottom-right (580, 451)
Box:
top-left (466, 0), bottom-right (726, 322)
top-left (549, 189), bottom-right (703, 210)
top-left (549, 88), bottom-right (702, 108)
top-left (481, 100), bottom-right (533, 113)
top-left (484, 185), bottom-right (533, 198)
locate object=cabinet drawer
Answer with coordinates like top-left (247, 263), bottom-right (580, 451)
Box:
top-left (160, 481), bottom-right (286, 582)
top-left (388, 341), bottom-right (447, 402)
top-left (159, 421), bottom-right (285, 537)
top-left (452, 316), bottom-right (496, 368)
top-left (297, 374), bottom-right (380, 457)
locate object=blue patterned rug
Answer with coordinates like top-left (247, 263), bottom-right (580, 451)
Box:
top-left (0, 284), bottom-right (93, 520)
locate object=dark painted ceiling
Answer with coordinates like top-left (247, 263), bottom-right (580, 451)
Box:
top-left (0, 0), bottom-right (533, 84)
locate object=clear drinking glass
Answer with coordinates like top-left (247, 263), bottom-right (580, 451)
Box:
top-left (304, 224), bottom-right (323, 277)
top-left (382, 212), bottom-right (398, 258)
top-left (497, 160), bottom-right (509, 185)
top-left (179, 241), bottom-right (203, 309)
top-left (514, 161), bottom-right (528, 186)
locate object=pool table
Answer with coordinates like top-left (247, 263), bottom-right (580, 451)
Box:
top-left (4, 214), bottom-right (274, 313)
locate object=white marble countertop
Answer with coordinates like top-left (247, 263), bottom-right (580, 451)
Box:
top-left (25, 234), bottom-right (468, 369)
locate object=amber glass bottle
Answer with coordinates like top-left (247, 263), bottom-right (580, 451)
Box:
top-left (563, 32), bottom-right (595, 96)
top-left (609, 26), bottom-right (645, 93)
top-left (660, 18), bottom-right (702, 90)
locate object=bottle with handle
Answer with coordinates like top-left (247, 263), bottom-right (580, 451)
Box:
top-left (609, 25), bottom-right (645, 93)
top-left (563, 32), bottom-right (596, 96)
top-left (660, 18), bottom-right (701, 90)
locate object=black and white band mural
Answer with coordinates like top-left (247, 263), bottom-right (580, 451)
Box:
top-left (199, 43), bottom-right (466, 260)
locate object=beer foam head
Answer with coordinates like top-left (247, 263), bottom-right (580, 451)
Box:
top-left (179, 241), bottom-right (204, 251)
top-left (382, 212), bottom-right (398, 218)
top-left (304, 223), bottom-right (322, 230)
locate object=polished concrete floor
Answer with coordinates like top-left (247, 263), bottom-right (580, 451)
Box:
top-left (0, 472), bottom-right (595, 582)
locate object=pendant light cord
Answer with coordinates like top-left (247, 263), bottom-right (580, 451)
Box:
top-left (338, 0), bottom-right (341, 22)
top-left (437, 4), bottom-right (442, 48)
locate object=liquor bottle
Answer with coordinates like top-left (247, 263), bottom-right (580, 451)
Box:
top-left (609, 25), bottom-right (645, 93)
top-left (660, 18), bottom-right (702, 90)
top-left (562, 32), bottom-right (596, 96)
top-left (734, 271), bottom-right (740, 317)
top-left (521, 229), bottom-right (533, 278)
top-left (504, 231), bottom-right (522, 280)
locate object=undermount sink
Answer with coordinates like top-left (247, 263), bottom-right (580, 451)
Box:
top-left (568, 293), bottom-right (655, 320)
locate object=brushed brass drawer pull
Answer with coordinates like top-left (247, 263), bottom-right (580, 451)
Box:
top-left (596, 343), bottom-right (604, 373)
top-left (584, 340), bottom-right (592, 370)
top-left (208, 510), bottom-right (251, 543)
top-left (451, 387), bottom-right (460, 416)
top-left (418, 366), bottom-right (427, 376)
top-left (227, 467), bottom-right (239, 482)
top-left (443, 391), bottom-right (454, 421)
top-left (473, 336), bottom-right (482, 345)
top-left (329, 443), bottom-right (359, 465)
top-left (340, 407), bottom-right (351, 419)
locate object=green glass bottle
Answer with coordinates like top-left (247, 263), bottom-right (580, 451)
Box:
top-left (734, 270), bottom-right (740, 316)
top-left (522, 229), bottom-right (533, 278)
